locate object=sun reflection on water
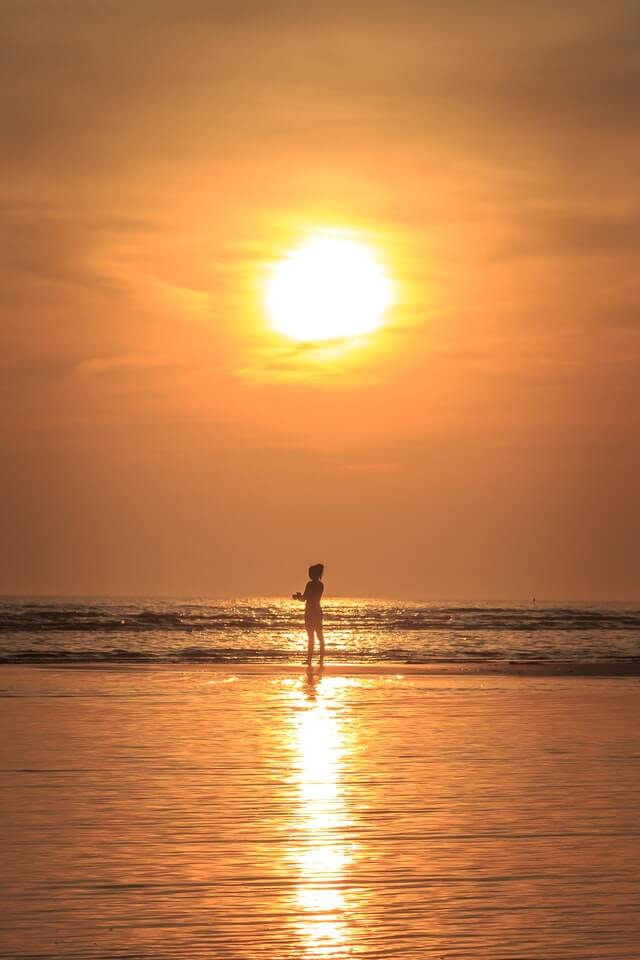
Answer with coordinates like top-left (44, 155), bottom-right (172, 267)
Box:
top-left (289, 671), bottom-right (355, 957)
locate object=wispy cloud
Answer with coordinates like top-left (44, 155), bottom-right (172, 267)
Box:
top-left (74, 353), bottom-right (187, 376)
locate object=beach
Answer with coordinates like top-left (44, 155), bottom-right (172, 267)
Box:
top-left (5, 2), bottom-right (640, 958)
top-left (2, 663), bottom-right (639, 959)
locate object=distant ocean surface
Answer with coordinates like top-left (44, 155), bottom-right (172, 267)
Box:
top-left (1, 598), bottom-right (639, 664)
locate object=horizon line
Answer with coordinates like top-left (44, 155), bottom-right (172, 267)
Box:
top-left (0, 593), bottom-right (638, 604)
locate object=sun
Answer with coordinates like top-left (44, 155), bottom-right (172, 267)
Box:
top-left (265, 231), bottom-right (393, 342)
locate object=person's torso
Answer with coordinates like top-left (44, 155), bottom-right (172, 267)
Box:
top-left (305, 580), bottom-right (323, 609)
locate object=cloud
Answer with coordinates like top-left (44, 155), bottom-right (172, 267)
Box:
top-left (343, 462), bottom-right (401, 473)
top-left (74, 353), bottom-right (186, 375)
top-left (3, 1), bottom-right (639, 167)
top-left (0, 209), bottom-right (152, 294)
top-left (497, 210), bottom-right (640, 260)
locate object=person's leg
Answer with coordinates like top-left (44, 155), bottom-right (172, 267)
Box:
top-left (306, 626), bottom-right (314, 666)
top-left (317, 625), bottom-right (325, 666)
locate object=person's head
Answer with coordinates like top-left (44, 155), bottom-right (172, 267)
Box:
top-left (309, 563), bottom-right (324, 581)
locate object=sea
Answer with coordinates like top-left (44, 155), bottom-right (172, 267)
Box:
top-left (1, 597), bottom-right (639, 664)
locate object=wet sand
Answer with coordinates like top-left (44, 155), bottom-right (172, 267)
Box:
top-left (2, 664), bottom-right (639, 958)
top-left (12, 658), bottom-right (640, 676)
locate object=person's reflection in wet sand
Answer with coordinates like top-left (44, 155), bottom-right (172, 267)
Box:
top-left (304, 663), bottom-right (324, 699)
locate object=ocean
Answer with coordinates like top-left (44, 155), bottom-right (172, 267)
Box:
top-left (1, 597), bottom-right (638, 664)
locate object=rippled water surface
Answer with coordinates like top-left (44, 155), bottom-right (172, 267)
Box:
top-left (1, 597), bottom-right (639, 663)
top-left (2, 666), bottom-right (639, 958)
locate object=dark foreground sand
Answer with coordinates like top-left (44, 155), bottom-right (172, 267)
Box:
top-left (2, 664), bottom-right (639, 959)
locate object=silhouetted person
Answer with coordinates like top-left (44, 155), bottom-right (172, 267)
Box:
top-left (293, 563), bottom-right (325, 668)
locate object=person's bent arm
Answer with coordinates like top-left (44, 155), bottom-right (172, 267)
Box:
top-left (292, 583), bottom-right (312, 601)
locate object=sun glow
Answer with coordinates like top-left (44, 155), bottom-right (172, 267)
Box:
top-left (265, 231), bottom-right (393, 342)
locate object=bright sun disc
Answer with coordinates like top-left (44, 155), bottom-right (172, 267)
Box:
top-left (265, 233), bottom-right (393, 341)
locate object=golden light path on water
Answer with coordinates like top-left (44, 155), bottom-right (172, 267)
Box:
top-left (288, 673), bottom-right (355, 957)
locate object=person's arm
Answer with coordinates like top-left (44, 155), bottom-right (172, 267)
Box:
top-left (292, 582), bottom-right (312, 601)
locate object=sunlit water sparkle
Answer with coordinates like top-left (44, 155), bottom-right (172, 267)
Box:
top-left (1, 597), bottom-right (639, 663)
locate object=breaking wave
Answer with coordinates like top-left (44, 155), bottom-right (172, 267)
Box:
top-left (1, 598), bottom-right (639, 663)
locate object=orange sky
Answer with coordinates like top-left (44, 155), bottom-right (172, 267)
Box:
top-left (2, 1), bottom-right (639, 599)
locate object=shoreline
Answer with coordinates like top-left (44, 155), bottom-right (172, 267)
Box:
top-left (2, 658), bottom-right (639, 677)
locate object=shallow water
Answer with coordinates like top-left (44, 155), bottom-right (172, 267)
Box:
top-left (2, 666), bottom-right (639, 958)
top-left (1, 597), bottom-right (640, 664)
